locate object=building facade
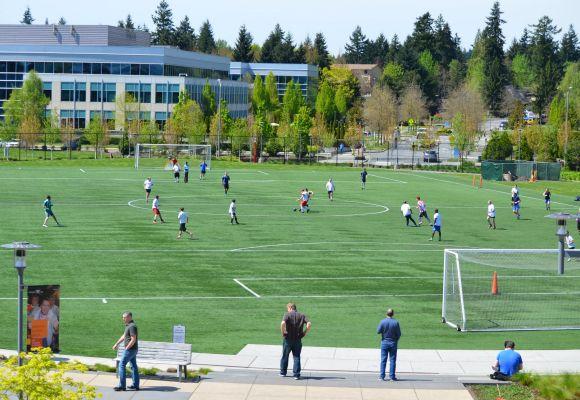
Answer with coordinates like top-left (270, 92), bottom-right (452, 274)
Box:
top-left (335, 64), bottom-right (382, 97)
top-left (229, 62), bottom-right (318, 101)
top-left (0, 24), bottom-right (249, 128)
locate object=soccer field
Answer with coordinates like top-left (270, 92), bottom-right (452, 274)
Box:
top-left (0, 159), bottom-right (579, 357)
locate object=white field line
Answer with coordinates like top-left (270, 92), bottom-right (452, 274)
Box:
top-left (233, 279), bottom-right (261, 298)
top-left (239, 275), bottom-right (580, 281)
top-left (368, 173), bottom-right (407, 184)
top-left (257, 170), bottom-right (269, 175)
top-left (79, 169), bottom-right (86, 173)
top-left (403, 171), bottom-right (578, 208)
top-left (0, 296), bottom-right (251, 301)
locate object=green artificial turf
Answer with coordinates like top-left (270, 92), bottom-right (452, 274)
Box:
top-left (0, 158), bottom-right (578, 357)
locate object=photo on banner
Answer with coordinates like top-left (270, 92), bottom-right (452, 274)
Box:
top-left (27, 285), bottom-right (60, 353)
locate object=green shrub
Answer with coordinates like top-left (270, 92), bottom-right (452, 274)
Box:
top-left (561, 170), bottom-right (580, 181)
top-left (513, 373), bottom-right (580, 400)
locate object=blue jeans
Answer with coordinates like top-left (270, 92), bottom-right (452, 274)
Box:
top-left (280, 338), bottom-right (302, 377)
top-left (119, 348), bottom-right (139, 389)
top-left (380, 340), bottom-right (398, 379)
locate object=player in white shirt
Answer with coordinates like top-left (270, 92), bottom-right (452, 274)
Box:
top-left (416, 196), bottom-right (430, 225)
top-left (487, 200), bottom-right (496, 229)
top-left (172, 163), bottom-right (181, 183)
top-left (326, 179), bottom-right (335, 201)
top-left (511, 184), bottom-right (519, 197)
top-left (400, 201), bottom-right (417, 227)
top-left (144, 177), bottom-right (153, 203)
top-left (429, 209), bottom-right (442, 241)
top-left (566, 232), bottom-right (576, 261)
top-left (152, 195), bottom-right (165, 224)
top-left (229, 199), bottom-right (239, 224)
top-left (177, 207), bottom-right (193, 239)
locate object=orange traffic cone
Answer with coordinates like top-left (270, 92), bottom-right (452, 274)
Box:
top-left (491, 271), bottom-right (499, 295)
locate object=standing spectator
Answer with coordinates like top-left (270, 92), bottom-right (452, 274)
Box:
top-left (416, 196), bottom-right (431, 225)
top-left (143, 178), bottom-right (153, 203)
top-left (113, 312), bottom-right (139, 391)
top-left (361, 168), bottom-right (368, 190)
top-left (377, 308), bottom-right (401, 381)
top-left (543, 188), bottom-right (551, 210)
top-left (400, 201), bottom-right (417, 227)
top-left (183, 162), bottom-right (190, 183)
top-left (177, 208), bottom-right (193, 239)
top-left (326, 178), bottom-right (335, 201)
top-left (430, 208), bottom-right (442, 241)
top-left (280, 303), bottom-right (311, 380)
top-left (490, 340), bottom-right (523, 381)
top-left (487, 200), bottom-right (496, 230)
top-left (229, 199), bottom-right (239, 225)
top-left (42, 195), bottom-right (61, 227)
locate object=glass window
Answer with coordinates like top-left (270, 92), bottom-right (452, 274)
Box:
top-left (125, 83), bottom-right (139, 101)
top-left (0, 62), bottom-right (6, 73)
top-left (111, 64), bottom-right (121, 75)
top-left (104, 83), bottom-right (116, 102)
top-left (139, 64), bottom-right (150, 75)
top-left (101, 63), bottom-right (111, 75)
top-left (90, 63), bottom-right (101, 74)
top-left (90, 82), bottom-right (102, 102)
top-left (72, 63), bottom-right (83, 74)
top-left (130, 64), bottom-right (139, 75)
top-left (140, 83), bottom-right (151, 103)
top-left (121, 64), bottom-right (130, 75)
top-left (169, 84), bottom-right (180, 104)
top-left (16, 62), bottom-right (25, 73)
top-left (54, 63), bottom-right (63, 73)
top-left (75, 82), bottom-right (86, 102)
top-left (83, 63), bottom-right (91, 74)
top-left (155, 111), bottom-right (167, 129)
top-left (43, 82), bottom-right (52, 100)
top-left (25, 62), bottom-right (35, 72)
top-left (155, 84), bottom-right (167, 103)
top-left (35, 62), bottom-right (45, 73)
top-left (150, 64), bottom-right (163, 76)
top-left (140, 111), bottom-right (151, 121)
top-left (61, 82), bottom-right (74, 101)
top-left (44, 62), bottom-right (54, 73)
top-left (63, 63), bottom-right (72, 73)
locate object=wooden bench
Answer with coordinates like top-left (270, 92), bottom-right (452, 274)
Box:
top-left (116, 341), bottom-right (192, 382)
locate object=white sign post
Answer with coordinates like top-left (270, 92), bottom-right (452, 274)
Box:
top-left (173, 325), bottom-right (186, 343)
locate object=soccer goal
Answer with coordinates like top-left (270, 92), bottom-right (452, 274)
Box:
top-left (134, 144), bottom-right (211, 170)
top-left (442, 248), bottom-right (580, 332)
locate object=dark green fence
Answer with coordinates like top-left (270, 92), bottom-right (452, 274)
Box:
top-left (482, 161), bottom-right (561, 181)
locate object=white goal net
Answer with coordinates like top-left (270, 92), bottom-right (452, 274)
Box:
top-left (134, 144), bottom-right (211, 170)
top-left (442, 249), bottom-right (580, 332)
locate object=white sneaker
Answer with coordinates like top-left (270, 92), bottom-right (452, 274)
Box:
top-left (42, 224), bottom-right (48, 227)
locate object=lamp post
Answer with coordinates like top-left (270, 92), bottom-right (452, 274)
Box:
top-left (1, 241), bottom-right (41, 366)
top-left (564, 86), bottom-right (572, 164)
top-left (545, 213), bottom-right (578, 275)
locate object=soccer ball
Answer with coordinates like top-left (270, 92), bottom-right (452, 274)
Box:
top-left (293, 208), bottom-right (297, 212)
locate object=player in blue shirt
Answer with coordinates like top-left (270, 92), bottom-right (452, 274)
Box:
top-left (183, 162), bottom-right (190, 183)
top-left (361, 168), bottom-right (368, 190)
top-left (42, 195), bottom-right (61, 227)
top-left (491, 340), bottom-right (523, 380)
top-left (199, 161), bottom-right (207, 180)
top-left (512, 194), bottom-right (521, 220)
top-left (221, 172), bottom-right (230, 195)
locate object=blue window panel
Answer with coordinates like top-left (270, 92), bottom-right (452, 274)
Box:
top-left (101, 63), bottom-right (111, 74)
top-left (111, 64), bottom-right (121, 75)
top-left (150, 64), bottom-right (163, 76)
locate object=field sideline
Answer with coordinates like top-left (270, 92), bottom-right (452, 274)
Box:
top-left (0, 159), bottom-right (579, 357)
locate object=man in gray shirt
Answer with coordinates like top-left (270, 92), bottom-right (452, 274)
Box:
top-left (113, 311), bottom-right (139, 391)
top-left (377, 308), bottom-right (401, 381)
top-left (280, 303), bottom-right (311, 380)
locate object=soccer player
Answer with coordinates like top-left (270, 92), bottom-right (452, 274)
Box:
top-left (42, 195), bottom-right (61, 227)
top-left (222, 172), bottom-right (230, 196)
top-left (172, 162), bottom-right (180, 183)
top-left (543, 188), bottom-right (551, 210)
top-left (200, 161), bottom-right (208, 180)
top-left (229, 199), bottom-right (239, 224)
top-left (326, 178), bottom-right (335, 201)
top-left (430, 208), bottom-right (442, 241)
top-left (487, 200), bottom-right (496, 229)
top-left (416, 196), bottom-right (431, 225)
top-left (177, 208), bottom-right (193, 239)
top-left (143, 177), bottom-right (153, 203)
top-left (183, 162), bottom-right (190, 184)
top-left (361, 168), bottom-right (368, 190)
top-left (299, 189), bottom-right (312, 213)
top-left (152, 195), bottom-right (165, 224)
top-left (400, 201), bottom-right (417, 227)
top-left (511, 193), bottom-right (521, 220)
top-left (511, 184), bottom-right (519, 197)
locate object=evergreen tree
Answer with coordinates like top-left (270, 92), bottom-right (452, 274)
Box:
top-left (407, 13), bottom-right (435, 54)
top-left (481, 1), bottom-right (507, 114)
top-left (344, 26), bottom-right (368, 63)
top-left (366, 34), bottom-right (389, 66)
top-left (294, 41), bottom-right (307, 64)
top-left (125, 15), bottom-right (135, 30)
top-left (201, 81), bottom-right (216, 133)
top-left (21, 7), bottom-right (34, 24)
top-left (314, 33), bottom-right (331, 70)
top-left (507, 28), bottom-right (530, 59)
top-left (197, 20), bottom-right (217, 54)
top-left (44, 18), bottom-right (49, 25)
top-left (233, 25), bottom-right (254, 62)
top-left (58, 17), bottom-right (66, 25)
top-left (560, 25), bottom-right (580, 63)
top-left (530, 16), bottom-right (562, 114)
top-left (433, 15), bottom-right (459, 67)
top-left (386, 34), bottom-right (401, 63)
top-left (302, 36), bottom-right (316, 65)
top-left (279, 33), bottom-right (297, 63)
top-left (260, 24), bottom-right (285, 63)
top-left (151, 0), bottom-right (174, 45)
top-left (174, 16), bottom-right (196, 51)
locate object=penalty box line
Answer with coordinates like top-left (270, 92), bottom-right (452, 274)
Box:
top-left (233, 278), bottom-right (261, 298)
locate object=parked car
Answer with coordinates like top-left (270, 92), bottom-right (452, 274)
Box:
top-left (499, 121), bottom-right (508, 130)
top-left (423, 150), bottom-right (438, 163)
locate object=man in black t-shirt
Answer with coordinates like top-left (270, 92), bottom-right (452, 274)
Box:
top-left (113, 311), bottom-right (140, 391)
top-left (280, 303), bottom-right (311, 379)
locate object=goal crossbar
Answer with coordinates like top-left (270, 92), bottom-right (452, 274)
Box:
top-left (134, 144), bottom-right (211, 169)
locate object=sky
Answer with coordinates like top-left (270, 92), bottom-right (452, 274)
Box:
top-left (1, 0), bottom-right (578, 55)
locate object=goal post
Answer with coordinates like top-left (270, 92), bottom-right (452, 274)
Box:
top-left (134, 144), bottom-right (211, 170)
top-left (442, 248), bottom-right (580, 332)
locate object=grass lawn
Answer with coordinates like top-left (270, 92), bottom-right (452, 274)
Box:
top-left (0, 158), bottom-right (579, 357)
top-left (469, 383), bottom-right (536, 400)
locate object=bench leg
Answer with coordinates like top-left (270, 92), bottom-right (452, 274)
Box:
top-left (184, 365), bottom-right (188, 381)
top-left (178, 365), bottom-right (181, 382)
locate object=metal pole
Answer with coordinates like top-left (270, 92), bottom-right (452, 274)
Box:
top-left (17, 267), bottom-right (24, 366)
top-left (558, 238), bottom-right (565, 275)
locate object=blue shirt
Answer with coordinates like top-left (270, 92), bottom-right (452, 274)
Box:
top-left (184, 164), bottom-right (190, 172)
top-left (200, 162), bottom-right (207, 172)
top-left (361, 171), bottom-right (368, 182)
top-left (497, 349), bottom-right (522, 376)
top-left (43, 199), bottom-right (52, 211)
top-left (222, 175), bottom-right (230, 185)
top-left (377, 317), bottom-right (401, 342)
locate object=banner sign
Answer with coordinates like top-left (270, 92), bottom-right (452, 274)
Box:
top-left (173, 325), bottom-right (186, 344)
top-left (27, 285), bottom-right (60, 353)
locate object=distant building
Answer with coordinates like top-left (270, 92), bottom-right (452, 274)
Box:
top-left (0, 24), bottom-right (249, 128)
top-left (334, 64), bottom-right (382, 96)
top-left (229, 62), bottom-right (318, 101)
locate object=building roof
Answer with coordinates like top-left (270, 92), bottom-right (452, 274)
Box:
top-left (334, 64), bottom-right (380, 71)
